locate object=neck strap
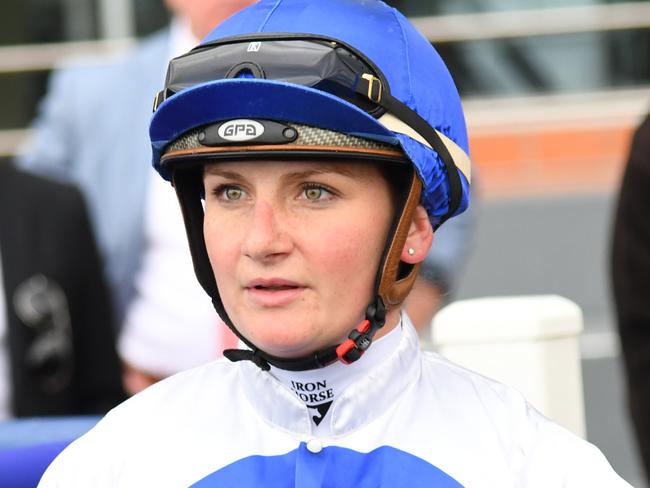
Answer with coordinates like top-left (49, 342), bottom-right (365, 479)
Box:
top-left (223, 297), bottom-right (386, 371)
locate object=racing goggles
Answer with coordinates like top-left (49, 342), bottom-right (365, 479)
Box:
top-left (154, 34), bottom-right (388, 116)
top-left (153, 34), bottom-right (467, 222)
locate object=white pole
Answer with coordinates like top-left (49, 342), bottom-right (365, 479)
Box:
top-left (432, 295), bottom-right (587, 438)
top-left (98, 0), bottom-right (135, 39)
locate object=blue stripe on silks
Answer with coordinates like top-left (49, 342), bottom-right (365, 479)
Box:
top-left (191, 443), bottom-right (464, 487)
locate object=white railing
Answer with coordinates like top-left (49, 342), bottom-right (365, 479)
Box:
top-left (2, 2), bottom-right (649, 75)
top-left (0, 38), bottom-right (135, 74)
top-left (412, 1), bottom-right (650, 43)
top-left (98, 0), bottom-right (135, 39)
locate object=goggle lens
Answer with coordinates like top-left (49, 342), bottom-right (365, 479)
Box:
top-left (156, 36), bottom-right (385, 116)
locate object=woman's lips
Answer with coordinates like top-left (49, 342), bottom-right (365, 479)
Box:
top-left (244, 279), bottom-right (306, 307)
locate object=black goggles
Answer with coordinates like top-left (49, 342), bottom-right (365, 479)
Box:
top-left (154, 34), bottom-right (386, 116)
top-left (154, 34), bottom-right (463, 223)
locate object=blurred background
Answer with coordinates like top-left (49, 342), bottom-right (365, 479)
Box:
top-left (1, 0), bottom-right (649, 485)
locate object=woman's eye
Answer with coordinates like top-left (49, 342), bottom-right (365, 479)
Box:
top-left (302, 185), bottom-right (332, 202)
top-left (211, 185), bottom-right (245, 201)
top-left (224, 187), bottom-right (243, 200)
top-left (305, 187), bottom-right (323, 201)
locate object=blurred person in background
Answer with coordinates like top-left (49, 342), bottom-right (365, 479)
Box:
top-left (0, 162), bottom-right (124, 418)
top-left (612, 111), bottom-right (650, 482)
top-left (16, 0), bottom-right (257, 395)
top-left (17, 0), bottom-right (474, 395)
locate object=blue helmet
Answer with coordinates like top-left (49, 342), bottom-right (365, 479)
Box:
top-left (150, 0), bottom-right (472, 371)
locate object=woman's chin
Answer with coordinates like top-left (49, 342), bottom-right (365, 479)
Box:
top-left (238, 320), bottom-right (332, 358)
top-left (228, 307), bottom-right (360, 358)
top-left (251, 332), bottom-right (325, 358)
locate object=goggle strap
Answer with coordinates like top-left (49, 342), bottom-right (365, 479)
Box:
top-left (355, 76), bottom-right (462, 223)
top-left (359, 73), bottom-right (383, 103)
top-left (153, 88), bottom-right (175, 112)
top-left (377, 113), bottom-right (471, 185)
top-left (153, 90), bottom-right (164, 112)
top-left (379, 94), bottom-right (463, 226)
top-left (356, 75), bottom-right (462, 225)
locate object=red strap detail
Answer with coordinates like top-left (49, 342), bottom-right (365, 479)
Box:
top-left (335, 320), bottom-right (371, 364)
top-left (356, 319), bottom-right (371, 334)
top-left (336, 339), bottom-right (357, 364)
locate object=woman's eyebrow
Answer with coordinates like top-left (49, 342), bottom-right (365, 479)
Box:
top-left (203, 164), bottom-right (358, 181)
top-left (203, 167), bottom-right (243, 180)
top-left (282, 166), bottom-right (356, 182)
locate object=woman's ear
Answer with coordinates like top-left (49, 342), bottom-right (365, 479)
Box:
top-left (401, 205), bottom-right (433, 264)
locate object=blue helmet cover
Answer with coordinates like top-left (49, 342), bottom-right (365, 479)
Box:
top-left (150, 0), bottom-right (471, 224)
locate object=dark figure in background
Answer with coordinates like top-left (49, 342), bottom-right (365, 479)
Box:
top-left (0, 163), bottom-right (125, 417)
top-left (612, 112), bottom-right (650, 482)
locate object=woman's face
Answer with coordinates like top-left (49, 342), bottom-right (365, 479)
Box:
top-left (203, 160), bottom-right (395, 358)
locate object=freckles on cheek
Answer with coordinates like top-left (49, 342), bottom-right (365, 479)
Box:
top-left (321, 226), bottom-right (364, 265)
top-left (207, 243), bottom-right (236, 277)
top-left (313, 224), bottom-right (381, 321)
top-left (204, 226), bottom-right (237, 281)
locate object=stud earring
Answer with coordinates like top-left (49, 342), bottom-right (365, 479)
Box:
top-left (407, 248), bottom-right (415, 256)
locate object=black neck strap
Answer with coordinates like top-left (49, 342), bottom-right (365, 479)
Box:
top-left (223, 297), bottom-right (387, 371)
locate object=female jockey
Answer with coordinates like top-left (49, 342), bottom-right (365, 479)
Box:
top-left (40, 0), bottom-right (630, 486)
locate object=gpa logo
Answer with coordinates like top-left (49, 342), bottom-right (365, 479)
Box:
top-left (218, 119), bottom-right (265, 142)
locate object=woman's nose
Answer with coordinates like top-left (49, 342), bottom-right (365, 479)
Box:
top-left (241, 200), bottom-right (293, 262)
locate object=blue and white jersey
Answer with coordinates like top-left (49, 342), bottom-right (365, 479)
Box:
top-left (39, 317), bottom-right (629, 487)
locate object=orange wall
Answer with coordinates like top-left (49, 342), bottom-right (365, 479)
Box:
top-left (469, 123), bottom-right (635, 199)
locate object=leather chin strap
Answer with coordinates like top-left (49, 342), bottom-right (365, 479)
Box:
top-left (172, 164), bottom-right (422, 372)
top-left (377, 170), bottom-right (422, 308)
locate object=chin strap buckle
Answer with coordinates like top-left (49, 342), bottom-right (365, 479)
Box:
top-left (335, 297), bottom-right (386, 365)
top-left (336, 320), bottom-right (372, 364)
top-left (223, 348), bottom-right (271, 371)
